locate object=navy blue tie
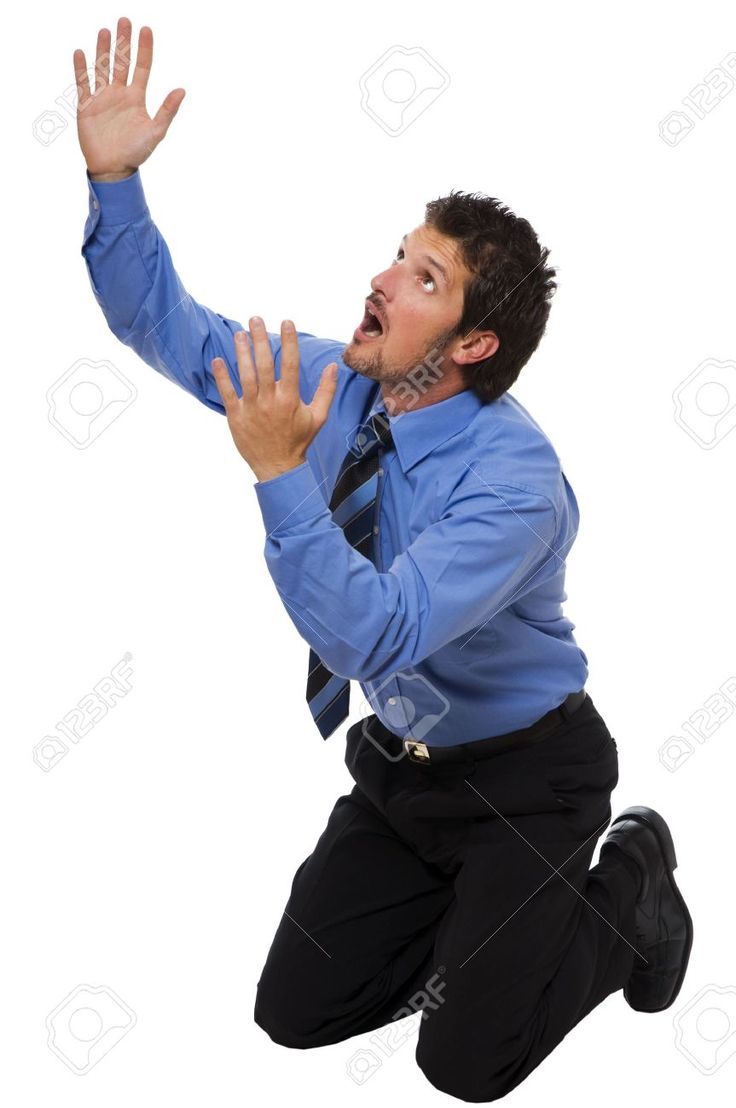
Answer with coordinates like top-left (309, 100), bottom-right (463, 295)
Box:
top-left (306, 409), bottom-right (394, 739)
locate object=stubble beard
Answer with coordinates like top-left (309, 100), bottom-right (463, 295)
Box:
top-left (342, 323), bottom-right (459, 389)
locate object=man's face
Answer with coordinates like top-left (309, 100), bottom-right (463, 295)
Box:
top-left (342, 223), bottom-right (475, 404)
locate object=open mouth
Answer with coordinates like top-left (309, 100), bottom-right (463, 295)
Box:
top-left (355, 301), bottom-right (385, 340)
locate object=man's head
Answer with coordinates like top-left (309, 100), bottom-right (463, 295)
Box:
top-left (342, 190), bottom-right (557, 412)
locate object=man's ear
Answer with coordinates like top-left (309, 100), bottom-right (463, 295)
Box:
top-left (454, 330), bottom-right (499, 366)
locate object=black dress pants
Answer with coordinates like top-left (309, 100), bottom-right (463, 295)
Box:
top-left (253, 693), bottom-right (640, 1102)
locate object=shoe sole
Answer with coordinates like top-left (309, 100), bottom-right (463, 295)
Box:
top-left (611, 805), bottom-right (694, 1012)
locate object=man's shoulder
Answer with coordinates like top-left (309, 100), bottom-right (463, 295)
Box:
top-left (469, 390), bottom-right (562, 467)
top-left (291, 330), bottom-right (347, 369)
top-left (458, 391), bottom-right (571, 511)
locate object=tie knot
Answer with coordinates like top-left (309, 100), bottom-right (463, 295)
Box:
top-left (352, 409), bottom-right (393, 459)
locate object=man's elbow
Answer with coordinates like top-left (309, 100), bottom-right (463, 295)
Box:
top-left (317, 644), bottom-right (381, 685)
top-left (323, 632), bottom-right (417, 686)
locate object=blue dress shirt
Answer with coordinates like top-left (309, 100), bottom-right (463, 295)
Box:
top-left (81, 168), bottom-right (589, 745)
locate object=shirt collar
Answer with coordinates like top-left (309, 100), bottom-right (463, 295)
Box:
top-left (368, 387), bottom-right (484, 474)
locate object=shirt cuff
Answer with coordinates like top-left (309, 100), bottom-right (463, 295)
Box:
top-left (254, 461), bottom-right (331, 536)
top-left (86, 168), bottom-right (149, 226)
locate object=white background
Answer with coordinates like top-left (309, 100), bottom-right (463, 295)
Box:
top-left (2, 0), bottom-right (735, 1103)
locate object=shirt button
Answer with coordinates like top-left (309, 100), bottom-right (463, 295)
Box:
top-left (387, 697), bottom-right (397, 705)
top-left (92, 198), bottom-right (99, 209)
top-left (372, 525), bottom-right (379, 534)
top-left (377, 467), bottom-right (384, 476)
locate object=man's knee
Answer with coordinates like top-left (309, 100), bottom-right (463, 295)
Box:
top-left (416, 1050), bottom-right (520, 1104)
top-left (253, 962), bottom-right (349, 1050)
top-left (252, 952), bottom-right (328, 1048)
top-left (415, 1019), bottom-right (526, 1103)
top-left (253, 982), bottom-right (326, 1049)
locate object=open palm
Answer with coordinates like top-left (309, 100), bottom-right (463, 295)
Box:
top-left (73, 18), bottom-right (185, 177)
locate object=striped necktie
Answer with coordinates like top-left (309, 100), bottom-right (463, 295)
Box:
top-left (306, 409), bottom-right (394, 739)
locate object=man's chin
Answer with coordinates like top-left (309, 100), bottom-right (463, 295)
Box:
top-left (341, 342), bottom-right (378, 377)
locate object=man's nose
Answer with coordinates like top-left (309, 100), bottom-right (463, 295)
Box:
top-left (371, 265), bottom-right (393, 297)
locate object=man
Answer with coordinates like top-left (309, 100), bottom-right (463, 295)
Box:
top-left (74, 18), bottom-right (694, 1102)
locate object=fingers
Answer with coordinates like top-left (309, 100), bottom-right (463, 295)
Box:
top-left (94, 27), bottom-right (111, 94)
top-left (310, 363), bottom-right (339, 424)
top-left (111, 16), bottom-right (132, 85)
top-left (73, 49), bottom-right (91, 110)
top-left (279, 319), bottom-right (300, 393)
top-left (132, 24), bottom-right (153, 93)
top-left (74, 17), bottom-right (130, 108)
top-left (233, 330), bottom-right (258, 399)
top-left (218, 322), bottom-right (300, 402)
top-left (248, 317), bottom-right (275, 393)
top-left (211, 356), bottom-right (239, 408)
top-left (152, 88), bottom-right (186, 139)
top-left (84, 21), bottom-right (152, 101)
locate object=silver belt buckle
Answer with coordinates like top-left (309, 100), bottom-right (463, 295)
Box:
top-left (404, 739), bottom-right (431, 763)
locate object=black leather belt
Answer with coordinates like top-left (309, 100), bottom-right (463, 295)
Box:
top-left (375, 689), bottom-right (588, 765)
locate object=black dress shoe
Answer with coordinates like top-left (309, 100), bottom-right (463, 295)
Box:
top-left (600, 805), bottom-right (694, 1013)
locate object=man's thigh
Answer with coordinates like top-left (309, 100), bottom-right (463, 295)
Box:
top-left (254, 784), bottom-right (455, 1048)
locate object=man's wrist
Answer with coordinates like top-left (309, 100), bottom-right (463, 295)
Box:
top-left (253, 456), bottom-right (307, 484)
top-left (88, 168), bottom-right (137, 182)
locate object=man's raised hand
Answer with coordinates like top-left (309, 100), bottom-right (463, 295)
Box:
top-left (73, 17), bottom-right (186, 180)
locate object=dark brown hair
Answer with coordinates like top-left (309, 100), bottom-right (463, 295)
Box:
top-left (424, 190), bottom-right (557, 403)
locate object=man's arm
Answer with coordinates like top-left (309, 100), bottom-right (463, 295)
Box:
top-left (75, 18), bottom-right (246, 408)
top-left (82, 167), bottom-right (255, 413)
top-left (251, 457), bottom-right (561, 685)
top-left (81, 171), bottom-right (344, 417)
top-left (76, 18), bottom-right (341, 417)
top-left (81, 169), bottom-right (345, 417)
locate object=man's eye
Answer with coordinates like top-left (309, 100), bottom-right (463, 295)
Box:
top-left (392, 249), bottom-right (435, 290)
